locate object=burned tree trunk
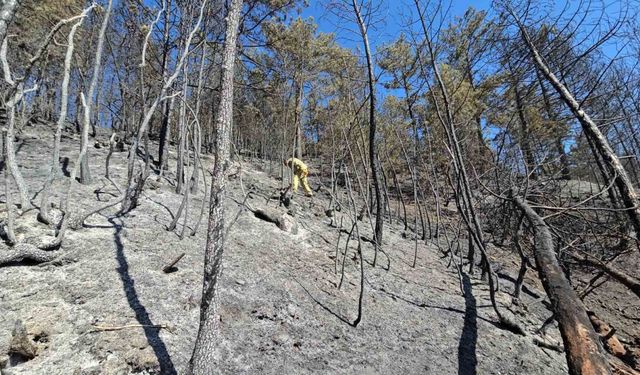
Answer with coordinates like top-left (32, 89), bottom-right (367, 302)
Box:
top-left (514, 16), bottom-right (640, 247)
top-left (512, 79), bottom-right (537, 179)
top-left (157, 0), bottom-right (173, 174)
top-left (2, 93), bottom-right (31, 210)
top-left (293, 78), bottom-right (303, 158)
top-left (187, 0), bottom-right (243, 372)
top-left (190, 42), bottom-right (207, 193)
top-left (79, 0), bottom-right (112, 185)
top-left (1, 40), bottom-right (34, 210)
top-left (413, 0), bottom-right (522, 334)
top-left (120, 2), bottom-right (204, 214)
top-left (535, 68), bottom-right (571, 180)
top-left (384, 143), bottom-right (407, 230)
top-left (3, 130), bottom-right (16, 244)
top-left (570, 252), bottom-right (640, 300)
top-left (352, 0), bottom-right (384, 266)
top-left (40, 9), bottom-right (92, 223)
top-left (513, 195), bottom-right (611, 375)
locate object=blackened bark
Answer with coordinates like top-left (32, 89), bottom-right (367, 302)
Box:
top-left (157, 0), bottom-right (173, 173)
top-left (513, 81), bottom-right (537, 179)
top-left (515, 17), bottom-right (640, 250)
top-left (513, 195), bottom-right (611, 375)
top-left (535, 68), bottom-right (571, 180)
top-left (293, 78), bottom-right (303, 158)
top-left (352, 0), bottom-right (384, 266)
top-left (571, 252), bottom-right (640, 300)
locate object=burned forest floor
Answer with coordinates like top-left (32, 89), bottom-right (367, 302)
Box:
top-left (1, 122), bottom-right (638, 374)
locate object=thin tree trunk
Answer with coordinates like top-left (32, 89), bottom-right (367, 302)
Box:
top-left (191, 42), bottom-right (207, 193)
top-left (159, 96), bottom-right (175, 176)
top-left (352, 0), bottom-right (383, 266)
top-left (514, 16), bottom-right (640, 248)
top-left (39, 11), bottom-right (91, 223)
top-left (105, 132), bottom-right (116, 178)
top-left (535, 68), bottom-right (571, 180)
top-left (384, 143), bottom-right (408, 230)
top-left (79, 0), bottom-right (112, 185)
top-left (344, 165), bottom-right (365, 327)
top-left (120, 1), bottom-right (204, 214)
top-left (512, 215), bottom-right (527, 300)
top-left (3, 95), bottom-right (31, 210)
top-left (91, 63), bottom-right (105, 136)
top-left (293, 78), bottom-right (303, 158)
top-left (512, 77), bottom-right (537, 179)
top-left (570, 252), bottom-right (640, 299)
top-left (187, 0), bottom-right (242, 372)
top-left (3, 130), bottom-right (17, 244)
top-left (158, 0), bottom-right (173, 173)
top-left (414, 0), bottom-right (521, 333)
top-left (0, 39), bottom-right (33, 210)
top-left (176, 62), bottom-right (189, 194)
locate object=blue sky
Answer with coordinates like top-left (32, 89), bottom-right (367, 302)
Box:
top-left (297, 0), bottom-right (495, 139)
top-left (299, 0), bottom-right (627, 62)
top-left (300, 0), bottom-right (493, 52)
top-left (297, 0), bottom-right (495, 103)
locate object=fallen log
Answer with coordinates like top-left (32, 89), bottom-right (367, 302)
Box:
top-left (571, 252), bottom-right (640, 300)
top-left (513, 195), bottom-right (611, 375)
top-left (0, 243), bottom-right (59, 266)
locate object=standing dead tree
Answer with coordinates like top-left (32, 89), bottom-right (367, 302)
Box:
top-left (78, 0), bottom-right (112, 185)
top-left (168, 97), bottom-right (204, 238)
top-left (187, 0), bottom-right (243, 372)
top-left (3, 129), bottom-right (16, 244)
top-left (343, 163), bottom-right (365, 326)
top-left (513, 194), bottom-right (611, 375)
top-left (0, 5), bottom-right (116, 266)
top-left (38, 5), bottom-right (95, 224)
top-left (157, 0), bottom-right (175, 175)
top-left (120, 0), bottom-right (206, 214)
top-left (413, 0), bottom-right (523, 334)
top-left (0, 44), bottom-right (35, 210)
top-left (507, 5), bottom-right (640, 248)
top-left (348, 0), bottom-right (384, 266)
top-left (1, 7), bottom-right (93, 211)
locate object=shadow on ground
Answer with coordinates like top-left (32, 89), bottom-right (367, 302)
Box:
top-left (110, 217), bottom-right (177, 374)
top-left (458, 273), bottom-right (477, 375)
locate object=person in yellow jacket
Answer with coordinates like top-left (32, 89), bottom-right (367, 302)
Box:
top-left (284, 157), bottom-right (313, 197)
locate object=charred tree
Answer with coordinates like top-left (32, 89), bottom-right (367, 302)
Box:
top-left (351, 0), bottom-right (384, 266)
top-left (513, 195), bottom-right (611, 375)
top-left (187, 0), bottom-right (243, 372)
top-left (39, 8), bottom-right (92, 223)
top-left (79, 0), bottom-right (112, 185)
top-left (512, 11), bottom-right (640, 248)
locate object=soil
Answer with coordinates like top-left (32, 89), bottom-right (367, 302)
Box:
top-left (0, 121), bottom-right (631, 374)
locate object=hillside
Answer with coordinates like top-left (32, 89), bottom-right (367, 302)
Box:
top-left (0, 123), bottom-right (576, 374)
top-left (3, 0), bottom-right (640, 373)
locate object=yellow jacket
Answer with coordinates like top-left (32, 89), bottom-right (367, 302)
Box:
top-left (287, 158), bottom-right (308, 176)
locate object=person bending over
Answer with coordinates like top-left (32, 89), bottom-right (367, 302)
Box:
top-left (284, 157), bottom-right (313, 197)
